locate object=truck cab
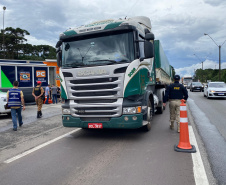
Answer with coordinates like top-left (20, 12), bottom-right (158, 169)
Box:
top-left (56, 16), bottom-right (171, 131)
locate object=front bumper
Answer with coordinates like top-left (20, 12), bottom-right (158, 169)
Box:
top-left (191, 87), bottom-right (203, 91)
top-left (208, 92), bottom-right (226, 98)
top-left (0, 101), bottom-right (11, 114)
top-left (62, 114), bottom-right (144, 129)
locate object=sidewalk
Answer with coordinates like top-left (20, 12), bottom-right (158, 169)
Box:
top-left (0, 103), bottom-right (62, 132)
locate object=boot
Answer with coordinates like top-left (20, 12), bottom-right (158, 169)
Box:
top-left (37, 111), bottom-right (41, 118)
top-left (40, 111), bottom-right (42, 116)
top-left (177, 123), bottom-right (180, 133)
top-left (170, 122), bottom-right (174, 129)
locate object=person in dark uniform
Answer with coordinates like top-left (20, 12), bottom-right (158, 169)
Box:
top-left (163, 75), bottom-right (188, 132)
top-left (32, 81), bottom-right (44, 118)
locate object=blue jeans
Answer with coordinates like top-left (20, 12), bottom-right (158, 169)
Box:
top-left (11, 108), bottom-right (23, 129)
top-left (52, 94), bottom-right (57, 104)
top-left (45, 95), bottom-right (49, 104)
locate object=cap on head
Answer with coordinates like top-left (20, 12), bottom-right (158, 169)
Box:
top-left (174, 75), bottom-right (180, 81)
top-left (37, 81), bottom-right (42, 85)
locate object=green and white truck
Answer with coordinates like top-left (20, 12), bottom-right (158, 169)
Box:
top-left (56, 16), bottom-right (173, 131)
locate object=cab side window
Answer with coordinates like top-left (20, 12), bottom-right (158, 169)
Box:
top-left (139, 35), bottom-right (145, 58)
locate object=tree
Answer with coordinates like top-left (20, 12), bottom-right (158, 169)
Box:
top-left (194, 69), bottom-right (226, 83)
top-left (0, 27), bottom-right (56, 60)
top-left (4, 27), bottom-right (30, 58)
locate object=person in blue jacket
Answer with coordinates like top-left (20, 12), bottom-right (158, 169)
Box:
top-left (163, 75), bottom-right (188, 132)
top-left (7, 81), bottom-right (26, 131)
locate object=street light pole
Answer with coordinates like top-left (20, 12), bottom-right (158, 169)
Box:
top-left (3, 6), bottom-right (6, 59)
top-left (219, 45), bottom-right (221, 80)
top-left (204, 33), bottom-right (226, 81)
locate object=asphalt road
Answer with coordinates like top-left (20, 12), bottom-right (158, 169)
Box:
top-left (0, 104), bottom-right (198, 185)
top-left (187, 90), bottom-right (226, 185)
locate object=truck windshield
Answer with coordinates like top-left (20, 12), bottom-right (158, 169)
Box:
top-left (62, 31), bottom-right (135, 68)
top-left (183, 78), bottom-right (192, 84)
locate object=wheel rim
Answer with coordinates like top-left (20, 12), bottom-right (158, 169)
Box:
top-left (147, 102), bottom-right (152, 124)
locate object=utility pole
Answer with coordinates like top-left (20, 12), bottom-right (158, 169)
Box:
top-left (194, 54), bottom-right (204, 82)
top-left (204, 33), bottom-right (226, 81)
top-left (193, 54), bottom-right (203, 70)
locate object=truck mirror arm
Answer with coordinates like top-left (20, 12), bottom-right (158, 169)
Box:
top-left (140, 57), bottom-right (145, 61)
top-left (134, 40), bottom-right (145, 42)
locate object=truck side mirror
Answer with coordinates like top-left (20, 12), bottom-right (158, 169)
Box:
top-left (56, 40), bottom-right (62, 67)
top-left (56, 49), bottom-right (62, 67)
top-left (56, 40), bottom-right (62, 48)
top-left (144, 41), bottom-right (154, 59)
top-left (145, 33), bottom-right (155, 41)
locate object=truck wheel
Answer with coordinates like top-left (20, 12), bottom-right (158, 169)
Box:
top-left (7, 112), bottom-right (11, 117)
top-left (142, 100), bottom-right (153, 131)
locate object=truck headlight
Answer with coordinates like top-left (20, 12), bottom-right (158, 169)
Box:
top-left (62, 108), bottom-right (70, 115)
top-left (123, 106), bottom-right (141, 114)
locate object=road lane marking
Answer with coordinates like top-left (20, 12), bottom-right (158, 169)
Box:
top-left (4, 128), bottom-right (81, 164)
top-left (189, 126), bottom-right (209, 185)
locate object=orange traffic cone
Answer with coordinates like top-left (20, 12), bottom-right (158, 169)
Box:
top-left (174, 99), bottom-right (196, 153)
top-left (44, 95), bottom-right (53, 104)
top-left (48, 97), bottom-right (53, 104)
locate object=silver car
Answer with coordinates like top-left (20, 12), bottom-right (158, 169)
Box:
top-left (204, 82), bottom-right (226, 99)
top-left (0, 91), bottom-right (11, 115)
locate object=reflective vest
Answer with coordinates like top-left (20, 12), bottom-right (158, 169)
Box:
top-left (8, 89), bottom-right (22, 107)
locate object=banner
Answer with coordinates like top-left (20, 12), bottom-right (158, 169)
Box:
top-left (20, 72), bottom-right (31, 82)
top-left (17, 66), bottom-right (33, 87)
top-left (34, 67), bottom-right (48, 86)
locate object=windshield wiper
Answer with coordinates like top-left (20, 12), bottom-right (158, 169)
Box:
top-left (64, 63), bottom-right (85, 68)
top-left (88, 59), bottom-right (129, 64)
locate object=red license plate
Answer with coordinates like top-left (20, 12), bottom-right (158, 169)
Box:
top-left (88, 123), bottom-right (103, 129)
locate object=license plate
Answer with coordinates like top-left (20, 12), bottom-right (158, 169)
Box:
top-left (218, 93), bottom-right (224, 96)
top-left (196, 88), bottom-right (200, 89)
top-left (88, 123), bottom-right (103, 129)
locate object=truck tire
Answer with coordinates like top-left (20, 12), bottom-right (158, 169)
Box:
top-left (142, 100), bottom-right (153, 131)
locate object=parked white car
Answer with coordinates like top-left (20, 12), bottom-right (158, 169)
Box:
top-left (0, 91), bottom-right (11, 115)
top-left (204, 82), bottom-right (226, 99)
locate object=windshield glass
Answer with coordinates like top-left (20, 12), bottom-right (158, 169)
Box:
top-left (183, 78), bottom-right (192, 84)
top-left (209, 83), bottom-right (226, 88)
top-left (192, 82), bottom-right (202, 86)
top-left (62, 31), bottom-right (135, 67)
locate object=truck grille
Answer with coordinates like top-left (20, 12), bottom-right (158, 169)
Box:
top-left (64, 65), bottom-right (126, 117)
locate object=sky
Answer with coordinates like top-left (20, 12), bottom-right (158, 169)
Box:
top-left (1, 0), bottom-right (226, 77)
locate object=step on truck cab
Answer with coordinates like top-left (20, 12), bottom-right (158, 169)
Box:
top-left (56, 16), bottom-right (172, 131)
